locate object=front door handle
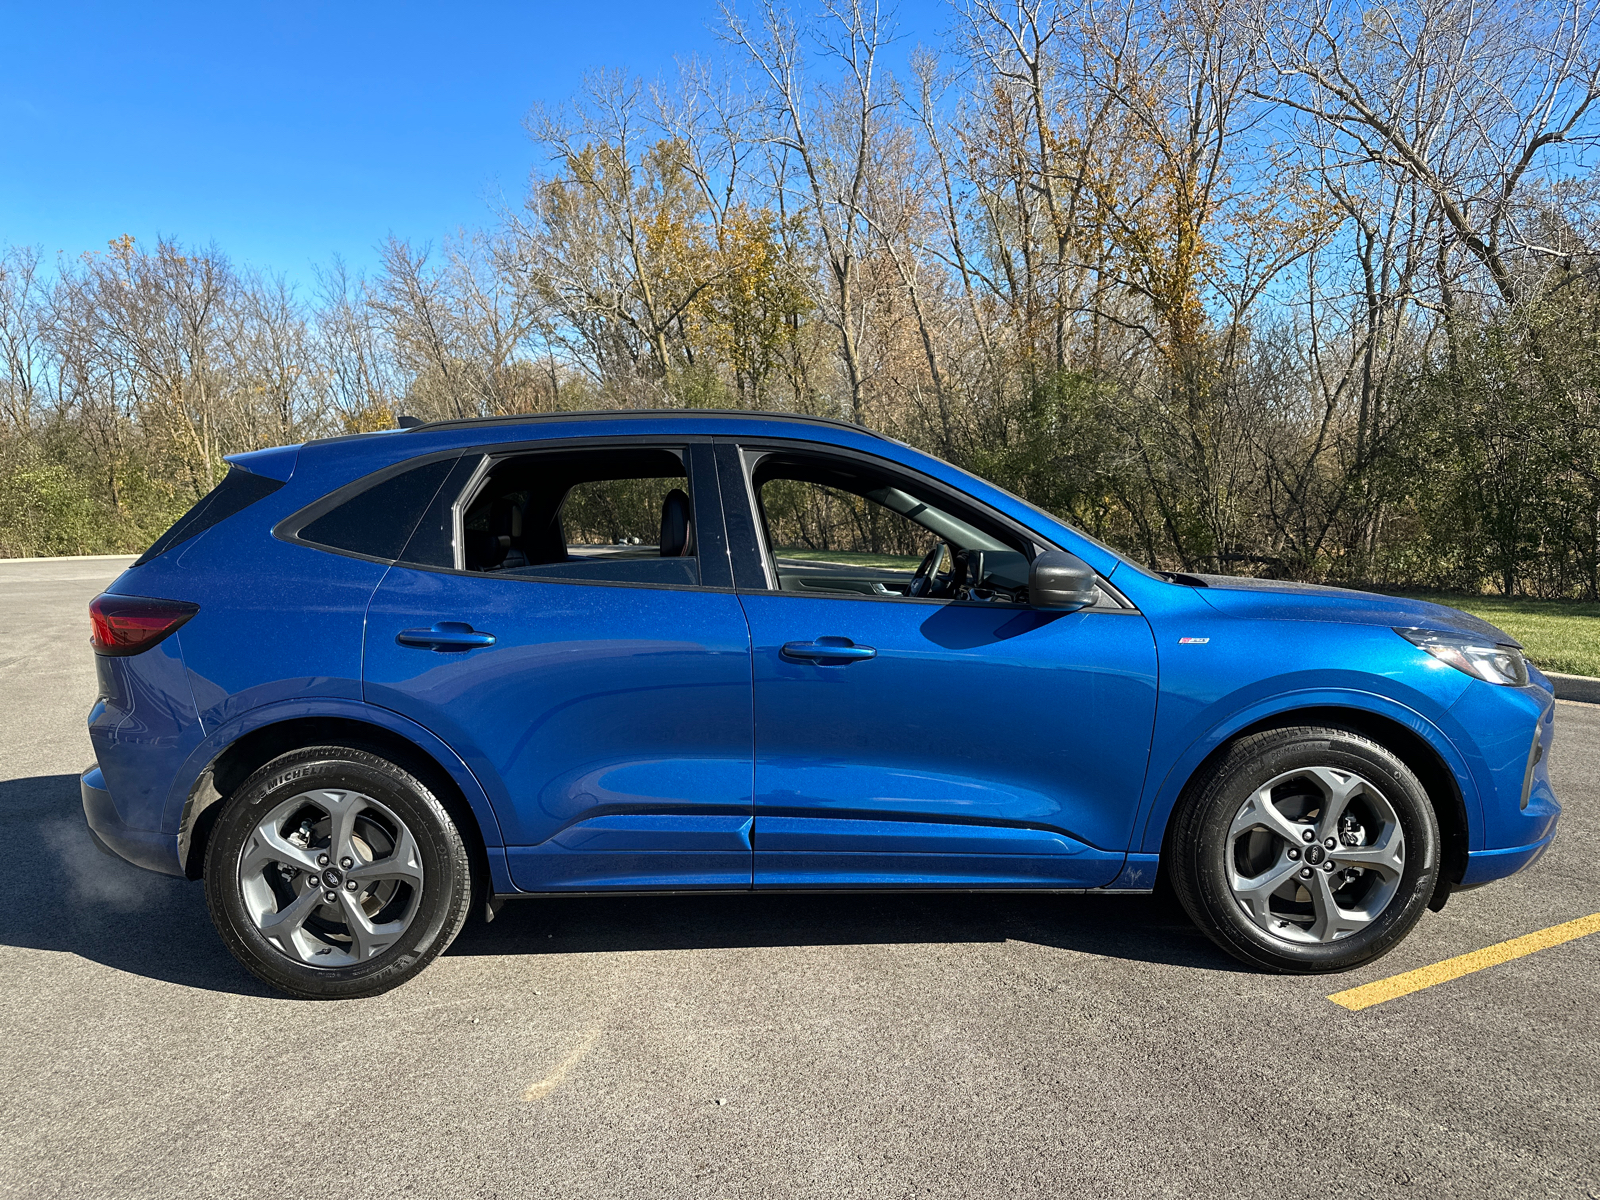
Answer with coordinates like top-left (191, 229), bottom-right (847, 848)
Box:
top-left (781, 636), bottom-right (877, 663)
top-left (396, 621), bottom-right (497, 652)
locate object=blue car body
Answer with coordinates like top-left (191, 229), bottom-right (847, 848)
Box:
top-left (81, 412), bottom-right (1560, 904)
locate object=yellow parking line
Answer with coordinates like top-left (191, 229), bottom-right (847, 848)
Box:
top-left (1328, 912), bottom-right (1600, 1011)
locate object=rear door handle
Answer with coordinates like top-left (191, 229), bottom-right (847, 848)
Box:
top-left (781, 636), bottom-right (877, 663)
top-left (396, 621), bottom-right (497, 652)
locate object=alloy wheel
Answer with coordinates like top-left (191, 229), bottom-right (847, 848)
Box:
top-left (237, 788), bottom-right (425, 967)
top-left (1225, 765), bottom-right (1406, 944)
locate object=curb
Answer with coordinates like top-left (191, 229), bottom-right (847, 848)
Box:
top-left (0, 553), bottom-right (139, 564)
top-left (1547, 673), bottom-right (1600, 704)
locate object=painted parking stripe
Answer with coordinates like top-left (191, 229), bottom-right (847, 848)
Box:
top-left (1328, 912), bottom-right (1600, 1011)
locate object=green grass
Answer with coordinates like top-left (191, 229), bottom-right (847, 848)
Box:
top-left (1382, 592), bottom-right (1600, 678)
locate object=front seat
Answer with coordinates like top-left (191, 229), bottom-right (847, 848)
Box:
top-left (465, 497), bottom-right (522, 571)
top-left (659, 489), bottom-right (695, 557)
top-left (519, 486), bottom-right (569, 566)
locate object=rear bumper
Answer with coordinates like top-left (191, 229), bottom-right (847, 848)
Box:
top-left (1459, 829), bottom-right (1558, 888)
top-left (81, 765), bottom-right (184, 877)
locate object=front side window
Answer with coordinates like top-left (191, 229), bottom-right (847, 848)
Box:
top-left (459, 447), bottom-right (701, 586)
top-left (749, 452), bottom-right (1032, 603)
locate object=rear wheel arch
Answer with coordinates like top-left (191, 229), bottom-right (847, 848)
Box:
top-left (1156, 705), bottom-right (1470, 899)
top-left (181, 717), bottom-right (493, 906)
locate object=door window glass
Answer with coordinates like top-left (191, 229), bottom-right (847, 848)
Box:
top-left (461, 447), bottom-right (701, 586)
top-left (397, 455), bottom-right (486, 569)
top-left (750, 453), bottom-right (1032, 602)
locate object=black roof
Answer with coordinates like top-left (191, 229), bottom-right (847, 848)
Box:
top-left (404, 407), bottom-right (887, 440)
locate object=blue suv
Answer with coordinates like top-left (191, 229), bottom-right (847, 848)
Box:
top-left (81, 411), bottom-right (1560, 998)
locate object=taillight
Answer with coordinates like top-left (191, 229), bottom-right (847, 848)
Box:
top-left (89, 593), bottom-right (199, 657)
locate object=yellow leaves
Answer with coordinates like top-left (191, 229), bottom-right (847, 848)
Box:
top-left (686, 205), bottom-right (811, 393)
top-left (642, 193), bottom-right (713, 295)
top-left (528, 120), bottom-right (818, 400)
top-left (82, 234), bottom-right (138, 267)
top-left (339, 404), bottom-right (397, 435)
top-left (1086, 138), bottom-right (1220, 358)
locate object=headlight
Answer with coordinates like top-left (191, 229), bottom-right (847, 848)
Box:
top-left (1394, 627), bottom-right (1528, 686)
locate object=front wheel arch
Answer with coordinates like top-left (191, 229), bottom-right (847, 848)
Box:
top-left (1155, 706), bottom-right (1470, 901)
top-left (1168, 723), bottom-right (1441, 971)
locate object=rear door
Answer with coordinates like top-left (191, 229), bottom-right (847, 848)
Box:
top-left (362, 439), bottom-right (755, 892)
top-left (715, 440), bottom-right (1158, 890)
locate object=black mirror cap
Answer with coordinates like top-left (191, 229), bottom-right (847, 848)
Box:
top-left (1029, 550), bottom-right (1098, 611)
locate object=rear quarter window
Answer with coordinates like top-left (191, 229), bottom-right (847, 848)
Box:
top-left (294, 456), bottom-right (458, 562)
top-left (136, 468), bottom-right (286, 566)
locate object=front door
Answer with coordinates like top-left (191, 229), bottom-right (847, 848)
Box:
top-left (364, 441), bottom-right (755, 892)
top-left (719, 442), bottom-right (1158, 889)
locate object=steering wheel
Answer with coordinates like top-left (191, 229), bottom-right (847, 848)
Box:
top-left (908, 540), bottom-right (954, 598)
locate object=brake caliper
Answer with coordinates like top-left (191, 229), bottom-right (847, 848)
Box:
top-left (1339, 814), bottom-right (1365, 847)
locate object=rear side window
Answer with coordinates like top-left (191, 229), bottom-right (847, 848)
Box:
top-left (135, 468), bottom-right (285, 566)
top-left (460, 447), bottom-right (700, 586)
top-left (297, 457), bottom-right (457, 561)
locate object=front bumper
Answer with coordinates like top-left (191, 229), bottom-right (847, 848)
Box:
top-left (81, 764), bottom-right (184, 877)
top-left (1460, 830), bottom-right (1558, 888)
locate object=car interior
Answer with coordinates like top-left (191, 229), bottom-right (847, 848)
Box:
top-left (451, 445), bottom-right (1037, 600)
top-left (749, 452), bottom-right (1033, 602)
top-left (460, 447), bottom-right (699, 586)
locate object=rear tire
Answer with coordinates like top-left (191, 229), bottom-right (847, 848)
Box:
top-left (204, 746), bottom-right (472, 999)
top-left (1170, 726), bottom-right (1439, 973)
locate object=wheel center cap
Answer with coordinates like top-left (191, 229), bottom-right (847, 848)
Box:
top-left (322, 867), bottom-right (344, 888)
top-left (1304, 844), bottom-right (1327, 866)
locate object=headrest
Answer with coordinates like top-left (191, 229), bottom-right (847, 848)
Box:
top-left (659, 488), bottom-right (694, 557)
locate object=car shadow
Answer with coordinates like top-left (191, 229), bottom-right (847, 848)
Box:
top-left (916, 603), bottom-right (1067, 650)
top-left (448, 887), bottom-right (1240, 972)
top-left (0, 774), bottom-right (277, 996)
top-left (1, 773), bottom-right (1240, 991)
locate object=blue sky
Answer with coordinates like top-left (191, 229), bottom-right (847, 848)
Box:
top-left (1, 1), bottom-right (951, 286)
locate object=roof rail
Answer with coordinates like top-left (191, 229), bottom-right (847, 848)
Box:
top-left (406, 407), bottom-right (886, 440)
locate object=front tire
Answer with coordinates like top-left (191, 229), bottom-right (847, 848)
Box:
top-left (1170, 726), bottom-right (1440, 973)
top-left (204, 746), bottom-right (472, 999)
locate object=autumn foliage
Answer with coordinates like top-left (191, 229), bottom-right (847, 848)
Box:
top-left (3, 0), bottom-right (1600, 596)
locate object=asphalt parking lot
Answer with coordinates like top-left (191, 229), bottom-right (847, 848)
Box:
top-left (2, 555), bottom-right (1596, 1199)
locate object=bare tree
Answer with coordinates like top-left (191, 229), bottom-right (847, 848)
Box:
top-left (315, 259), bottom-right (404, 431)
top-left (724, 0), bottom-right (899, 423)
top-left (1252, 0), bottom-right (1600, 307)
top-left (517, 73), bottom-right (724, 394)
top-left (0, 245), bottom-right (48, 434)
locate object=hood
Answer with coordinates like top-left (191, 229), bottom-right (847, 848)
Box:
top-left (1185, 574), bottom-right (1519, 647)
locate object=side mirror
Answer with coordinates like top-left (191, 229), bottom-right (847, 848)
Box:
top-left (1029, 551), bottom-right (1098, 611)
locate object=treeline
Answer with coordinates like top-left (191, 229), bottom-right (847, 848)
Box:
top-left (4, 0), bottom-right (1600, 596)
